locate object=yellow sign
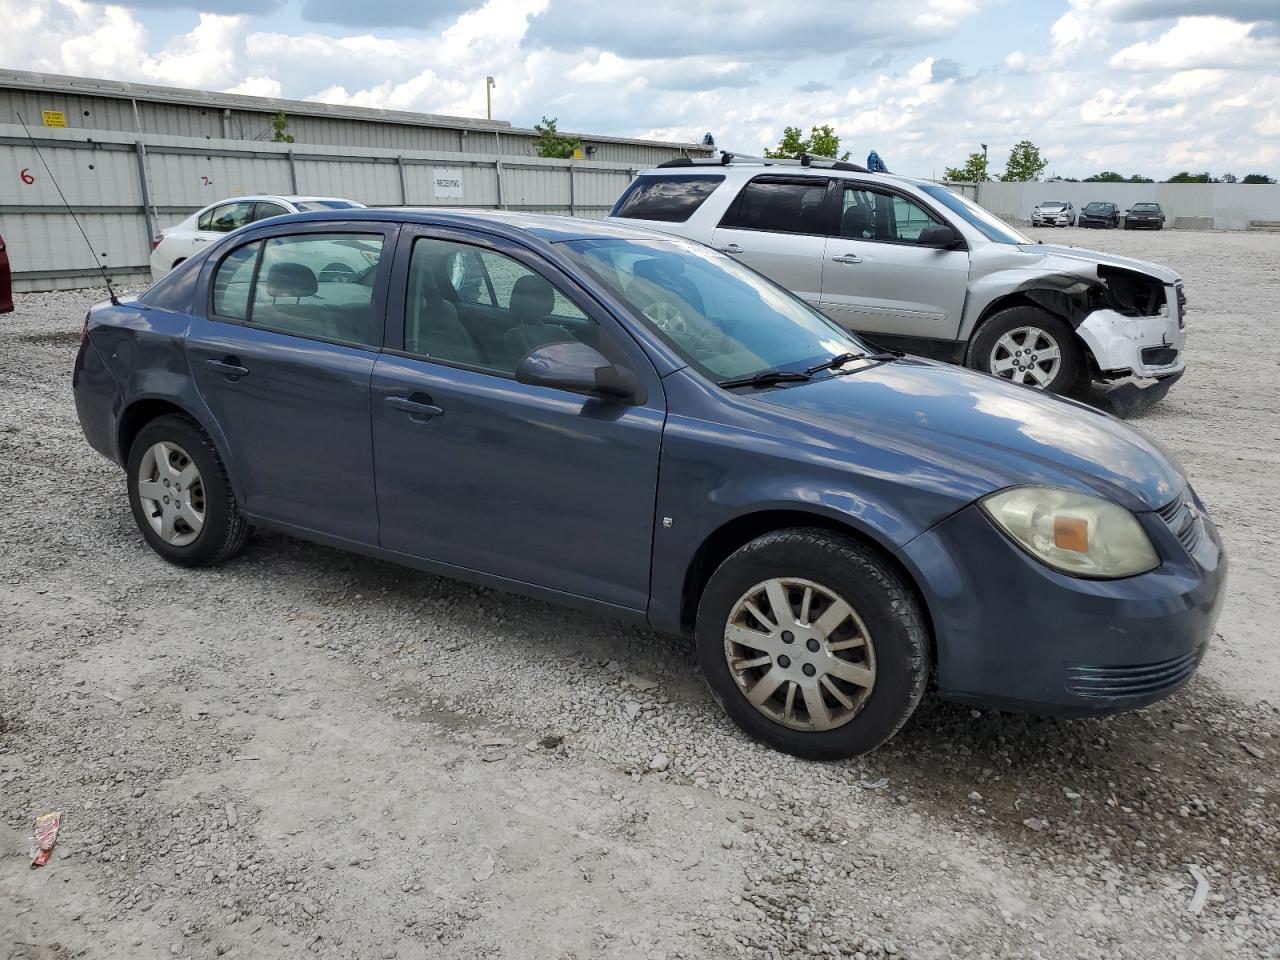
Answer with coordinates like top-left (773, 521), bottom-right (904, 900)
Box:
top-left (572, 147), bottom-right (583, 160)
top-left (42, 110), bottom-right (67, 128)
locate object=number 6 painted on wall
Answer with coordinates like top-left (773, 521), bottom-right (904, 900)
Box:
top-left (20, 168), bottom-right (35, 184)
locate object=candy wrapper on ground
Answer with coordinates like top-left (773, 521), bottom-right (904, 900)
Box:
top-left (30, 812), bottom-right (62, 867)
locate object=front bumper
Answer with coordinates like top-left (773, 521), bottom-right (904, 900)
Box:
top-left (898, 492), bottom-right (1226, 716)
top-left (1125, 217), bottom-right (1163, 229)
top-left (1032, 213), bottom-right (1072, 226)
top-left (1076, 282), bottom-right (1186, 381)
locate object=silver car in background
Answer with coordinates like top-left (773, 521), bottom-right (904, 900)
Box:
top-left (1031, 200), bottom-right (1076, 227)
top-left (607, 154), bottom-right (1185, 412)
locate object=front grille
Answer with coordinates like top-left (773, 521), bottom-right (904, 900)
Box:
top-left (1157, 491), bottom-right (1202, 552)
top-left (1065, 647), bottom-right (1204, 700)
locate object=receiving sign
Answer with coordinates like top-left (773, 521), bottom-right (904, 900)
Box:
top-left (432, 168), bottom-right (464, 200)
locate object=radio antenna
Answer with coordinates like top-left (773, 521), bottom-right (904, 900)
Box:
top-left (15, 112), bottom-right (119, 305)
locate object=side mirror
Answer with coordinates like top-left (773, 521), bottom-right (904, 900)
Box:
top-left (516, 340), bottom-right (646, 404)
top-left (918, 223), bottom-right (962, 249)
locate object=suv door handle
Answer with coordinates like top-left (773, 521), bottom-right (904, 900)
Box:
top-left (385, 395), bottom-right (444, 420)
top-left (206, 357), bottom-right (249, 378)
top-left (716, 244), bottom-right (743, 254)
top-left (830, 253), bottom-right (863, 264)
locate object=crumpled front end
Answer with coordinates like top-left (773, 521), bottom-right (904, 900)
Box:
top-left (1078, 273), bottom-right (1186, 380)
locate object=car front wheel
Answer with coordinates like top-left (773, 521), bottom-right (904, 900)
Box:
top-left (126, 414), bottom-right (251, 567)
top-left (696, 529), bottom-right (930, 760)
top-left (968, 306), bottom-right (1084, 393)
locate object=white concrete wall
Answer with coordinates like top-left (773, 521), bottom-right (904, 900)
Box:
top-left (966, 180), bottom-right (1280, 230)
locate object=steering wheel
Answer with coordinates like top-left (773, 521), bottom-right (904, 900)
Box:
top-left (641, 301), bottom-right (689, 337)
top-left (319, 261), bottom-right (355, 283)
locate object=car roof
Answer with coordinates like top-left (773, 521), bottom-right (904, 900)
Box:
top-left (634, 161), bottom-right (931, 193)
top-left (253, 207), bottom-right (684, 244)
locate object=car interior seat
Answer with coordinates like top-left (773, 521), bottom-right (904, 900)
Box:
top-left (634, 256), bottom-right (705, 316)
top-left (840, 204), bottom-right (873, 239)
top-left (502, 274), bottom-right (572, 367)
top-left (407, 256), bottom-right (478, 363)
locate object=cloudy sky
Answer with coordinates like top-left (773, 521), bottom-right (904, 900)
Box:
top-left (5, 0), bottom-right (1279, 179)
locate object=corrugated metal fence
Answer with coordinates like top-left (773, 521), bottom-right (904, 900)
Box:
top-left (1, 125), bottom-right (642, 291)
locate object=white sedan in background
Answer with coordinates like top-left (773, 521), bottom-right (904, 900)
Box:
top-left (148, 195), bottom-right (366, 280)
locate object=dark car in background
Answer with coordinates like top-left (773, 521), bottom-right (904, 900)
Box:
top-left (73, 209), bottom-right (1225, 760)
top-left (1125, 203), bottom-right (1166, 230)
top-left (0, 235), bottom-right (12, 313)
top-left (1079, 202), bottom-right (1120, 229)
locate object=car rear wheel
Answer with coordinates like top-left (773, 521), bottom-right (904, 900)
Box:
top-left (696, 529), bottom-right (930, 760)
top-left (968, 306), bottom-right (1083, 393)
top-left (126, 414), bottom-right (250, 567)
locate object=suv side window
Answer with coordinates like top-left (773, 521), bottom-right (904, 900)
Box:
top-left (719, 178), bottom-right (830, 236)
top-left (839, 185), bottom-right (941, 244)
top-left (611, 175), bottom-right (724, 222)
top-left (405, 237), bottom-right (592, 376)
top-left (247, 233), bottom-right (385, 347)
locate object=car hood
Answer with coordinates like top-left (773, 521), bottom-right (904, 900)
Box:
top-left (1015, 243), bottom-right (1180, 283)
top-left (752, 359), bottom-right (1184, 513)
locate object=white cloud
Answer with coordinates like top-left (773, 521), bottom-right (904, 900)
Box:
top-left (1110, 16), bottom-right (1280, 70)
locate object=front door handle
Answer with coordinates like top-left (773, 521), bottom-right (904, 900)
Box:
top-left (385, 395), bottom-right (444, 420)
top-left (206, 357), bottom-right (249, 378)
top-left (716, 243), bottom-right (743, 254)
top-left (830, 253), bottom-right (863, 264)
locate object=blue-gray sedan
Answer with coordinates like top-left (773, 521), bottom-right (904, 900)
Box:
top-left (72, 210), bottom-right (1225, 759)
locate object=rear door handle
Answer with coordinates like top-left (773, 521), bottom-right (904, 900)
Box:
top-left (385, 395), bottom-right (444, 420)
top-left (206, 357), bottom-right (249, 378)
top-left (831, 253), bottom-right (863, 264)
top-left (716, 243), bottom-right (743, 254)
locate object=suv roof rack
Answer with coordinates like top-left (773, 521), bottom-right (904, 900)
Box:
top-left (657, 151), bottom-right (871, 173)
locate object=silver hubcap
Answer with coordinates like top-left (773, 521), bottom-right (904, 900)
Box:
top-left (137, 441), bottom-right (205, 547)
top-left (989, 326), bottom-right (1062, 388)
top-left (724, 577), bottom-right (877, 732)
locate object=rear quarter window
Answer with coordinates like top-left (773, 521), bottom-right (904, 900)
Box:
top-left (611, 175), bottom-right (724, 223)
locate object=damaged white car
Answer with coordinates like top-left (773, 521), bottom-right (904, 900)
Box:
top-left (608, 156), bottom-right (1185, 413)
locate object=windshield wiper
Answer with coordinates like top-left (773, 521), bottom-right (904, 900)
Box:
top-left (718, 368), bottom-right (812, 390)
top-left (805, 350), bottom-right (899, 375)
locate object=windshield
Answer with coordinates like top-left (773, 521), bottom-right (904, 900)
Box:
top-left (293, 199), bottom-right (364, 211)
top-left (1040, 201), bottom-right (1065, 207)
top-left (917, 184), bottom-right (1030, 244)
top-left (1084, 202), bottom-right (1110, 211)
top-left (1132, 203), bottom-right (1160, 211)
top-left (559, 237), bottom-right (865, 382)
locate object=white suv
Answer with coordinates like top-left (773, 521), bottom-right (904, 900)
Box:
top-left (607, 155), bottom-right (1185, 410)
top-left (149, 195), bottom-right (365, 280)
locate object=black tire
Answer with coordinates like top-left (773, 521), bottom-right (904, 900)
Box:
top-left (695, 528), bottom-right (930, 761)
top-left (967, 305), bottom-right (1084, 394)
top-left (125, 414), bottom-right (251, 567)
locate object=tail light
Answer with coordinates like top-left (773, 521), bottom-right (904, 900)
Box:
top-left (80, 313), bottom-right (90, 346)
top-left (151, 233), bottom-right (164, 251)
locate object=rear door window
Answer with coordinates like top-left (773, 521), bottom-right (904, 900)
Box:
top-left (248, 233), bottom-right (386, 347)
top-left (210, 241), bottom-right (262, 321)
top-left (252, 202), bottom-right (290, 222)
top-left (611, 175), bottom-right (724, 222)
top-left (718, 178), bottom-right (831, 236)
top-left (201, 201), bottom-right (256, 233)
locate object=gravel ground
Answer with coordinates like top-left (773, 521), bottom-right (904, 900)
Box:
top-left (1, 227), bottom-right (1277, 960)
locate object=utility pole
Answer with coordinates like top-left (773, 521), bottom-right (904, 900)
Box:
top-left (981, 142), bottom-right (988, 176)
top-left (485, 76), bottom-right (495, 121)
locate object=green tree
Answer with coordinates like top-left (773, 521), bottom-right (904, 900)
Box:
top-left (533, 117), bottom-right (581, 159)
top-left (1084, 171), bottom-right (1126, 182)
top-left (998, 140), bottom-right (1048, 182)
top-left (270, 111), bottom-right (294, 143)
top-left (1166, 171), bottom-right (1211, 183)
top-left (764, 124), bottom-right (851, 161)
top-left (943, 152), bottom-right (989, 182)
top-left (1220, 172), bottom-right (1238, 183)
top-left (1126, 174), bottom-right (1155, 183)
top-left (1242, 173), bottom-right (1276, 184)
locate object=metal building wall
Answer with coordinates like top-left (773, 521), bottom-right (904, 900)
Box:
top-left (0, 70), bottom-right (712, 168)
top-left (0, 125), bottom-right (658, 291)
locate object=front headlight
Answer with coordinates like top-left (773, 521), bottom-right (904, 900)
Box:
top-left (981, 487), bottom-right (1159, 578)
